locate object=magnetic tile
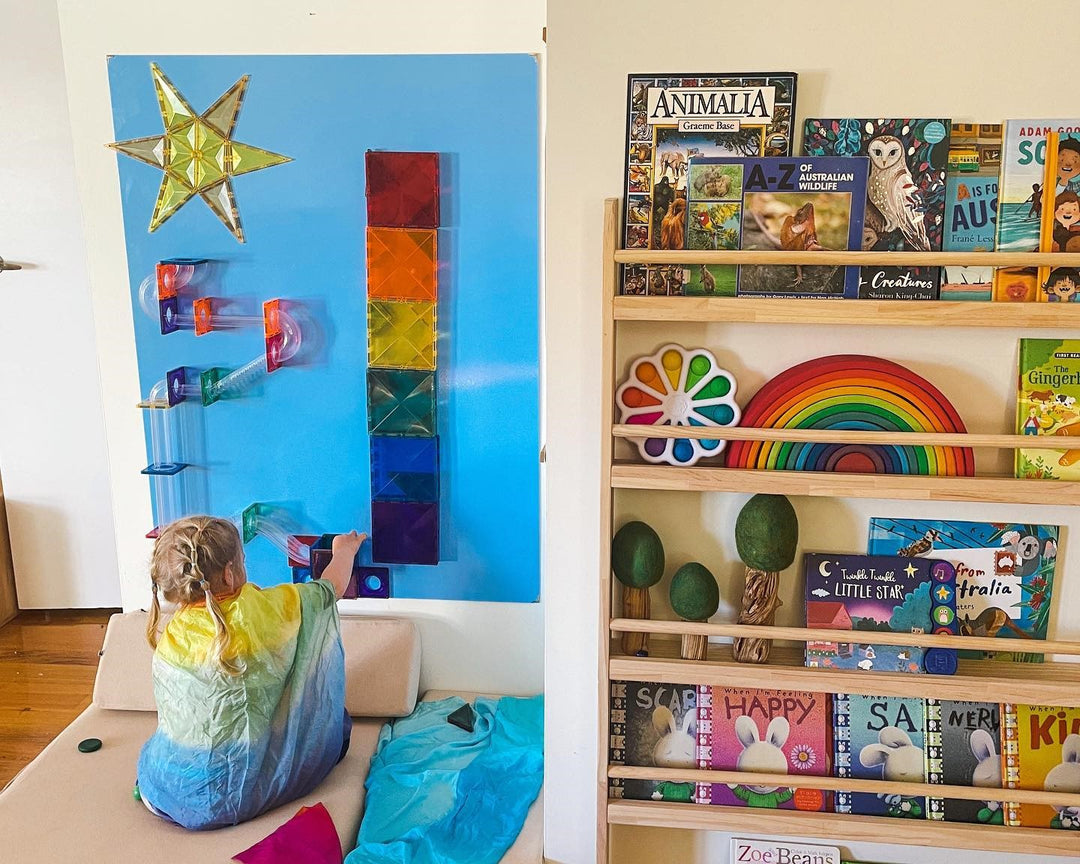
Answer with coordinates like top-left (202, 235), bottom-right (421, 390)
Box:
top-left (310, 548), bottom-right (333, 580)
top-left (286, 534), bottom-right (319, 568)
top-left (159, 296), bottom-right (179, 334)
top-left (141, 462), bottom-right (188, 476)
top-left (344, 566), bottom-right (391, 599)
top-left (368, 300), bottom-right (436, 370)
top-left (194, 297), bottom-right (213, 335)
top-left (371, 500), bottom-right (439, 565)
top-left (367, 368), bottom-right (436, 436)
top-left (370, 435), bottom-right (439, 502)
top-left (166, 367), bottom-right (187, 406)
top-left (365, 151), bottom-right (439, 228)
top-left (291, 566), bottom-right (312, 583)
top-left (366, 227), bottom-right (437, 302)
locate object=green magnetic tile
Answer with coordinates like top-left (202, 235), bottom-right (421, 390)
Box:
top-left (367, 368), bottom-right (436, 436)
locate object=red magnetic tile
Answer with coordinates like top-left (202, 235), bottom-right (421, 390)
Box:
top-left (365, 151), bottom-right (440, 228)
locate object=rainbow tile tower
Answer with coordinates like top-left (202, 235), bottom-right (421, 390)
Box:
top-left (364, 151), bottom-right (441, 565)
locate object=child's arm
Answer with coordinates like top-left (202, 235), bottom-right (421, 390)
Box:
top-left (321, 531), bottom-right (367, 599)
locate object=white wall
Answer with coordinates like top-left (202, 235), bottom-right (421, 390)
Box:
top-left (545, 1), bottom-right (1080, 863)
top-left (54, 0), bottom-right (546, 695)
top-left (0, 0), bottom-right (119, 608)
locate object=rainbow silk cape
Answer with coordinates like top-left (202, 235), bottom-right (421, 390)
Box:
top-left (138, 581), bottom-right (347, 830)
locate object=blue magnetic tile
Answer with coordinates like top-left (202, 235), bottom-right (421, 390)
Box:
top-left (141, 462), bottom-right (188, 476)
top-left (370, 435), bottom-right (439, 502)
top-left (371, 500), bottom-right (439, 565)
top-left (291, 566), bottom-right (312, 583)
top-left (345, 566), bottom-right (392, 599)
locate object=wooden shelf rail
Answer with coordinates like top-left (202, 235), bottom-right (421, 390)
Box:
top-left (614, 248), bottom-right (1080, 267)
top-left (613, 424), bottom-right (1042, 449)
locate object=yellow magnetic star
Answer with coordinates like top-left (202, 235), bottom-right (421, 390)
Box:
top-left (108, 63), bottom-right (291, 242)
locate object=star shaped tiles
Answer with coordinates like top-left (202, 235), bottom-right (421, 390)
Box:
top-left (108, 63), bottom-right (291, 242)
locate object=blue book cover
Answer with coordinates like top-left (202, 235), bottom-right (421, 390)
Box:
top-left (683, 156), bottom-right (868, 297)
top-left (835, 693), bottom-right (927, 817)
top-left (804, 553), bottom-right (957, 675)
top-left (941, 174), bottom-right (998, 300)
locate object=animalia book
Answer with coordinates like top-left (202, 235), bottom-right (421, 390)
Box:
top-left (834, 693), bottom-right (927, 817)
top-left (695, 686), bottom-right (829, 811)
top-left (925, 699), bottom-right (1004, 823)
top-left (683, 156), bottom-right (868, 297)
top-left (1016, 339), bottom-right (1080, 481)
top-left (867, 518), bottom-right (1058, 662)
top-left (804, 553), bottom-right (958, 675)
top-left (1001, 703), bottom-right (1080, 829)
top-left (993, 120), bottom-right (1080, 301)
top-left (802, 118), bottom-right (951, 299)
top-left (609, 681), bottom-right (697, 803)
top-left (620, 73), bottom-right (798, 296)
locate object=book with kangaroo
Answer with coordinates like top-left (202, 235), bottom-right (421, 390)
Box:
top-left (683, 156), bottom-right (868, 297)
top-left (620, 73), bottom-right (798, 297)
top-left (695, 686), bottom-right (829, 810)
top-left (834, 693), bottom-right (927, 817)
top-left (802, 118), bottom-right (951, 299)
top-left (804, 553), bottom-right (958, 675)
top-left (867, 517), bottom-right (1058, 662)
top-left (609, 681), bottom-right (697, 803)
top-left (1016, 339), bottom-right (1080, 482)
top-left (1001, 703), bottom-right (1080, 829)
top-left (925, 699), bottom-right (1004, 824)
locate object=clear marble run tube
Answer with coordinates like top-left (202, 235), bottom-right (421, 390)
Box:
top-left (200, 301), bottom-right (302, 405)
top-left (239, 503), bottom-right (313, 567)
top-left (139, 258), bottom-right (209, 335)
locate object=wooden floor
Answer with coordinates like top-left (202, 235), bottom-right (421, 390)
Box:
top-left (0, 610), bottom-right (115, 788)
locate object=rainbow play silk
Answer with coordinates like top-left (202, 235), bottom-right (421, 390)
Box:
top-left (138, 581), bottom-right (347, 830)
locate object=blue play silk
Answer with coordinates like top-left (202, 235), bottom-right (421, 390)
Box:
top-left (346, 695), bottom-right (543, 864)
top-left (137, 580), bottom-right (348, 830)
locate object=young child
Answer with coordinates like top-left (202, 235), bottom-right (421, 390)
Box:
top-left (137, 516), bottom-right (365, 830)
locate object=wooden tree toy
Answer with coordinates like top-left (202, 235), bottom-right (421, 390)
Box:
top-left (732, 494), bottom-right (798, 663)
top-left (611, 521), bottom-right (665, 655)
top-left (669, 562), bottom-right (720, 661)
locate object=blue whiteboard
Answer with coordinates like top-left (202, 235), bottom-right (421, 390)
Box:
top-left (107, 54), bottom-right (540, 602)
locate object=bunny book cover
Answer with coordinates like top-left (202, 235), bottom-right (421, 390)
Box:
top-left (1002, 703), bottom-right (1080, 829)
top-left (868, 518), bottom-right (1058, 662)
top-left (804, 553), bottom-right (958, 675)
top-left (609, 681), bottom-right (697, 803)
top-left (925, 699), bottom-right (1004, 824)
top-left (696, 686), bottom-right (829, 810)
top-left (834, 693), bottom-right (927, 817)
top-left (802, 118), bottom-right (951, 299)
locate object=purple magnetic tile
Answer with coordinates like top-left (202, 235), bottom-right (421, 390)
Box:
top-left (371, 500), bottom-right (439, 565)
top-left (166, 367), bottom-right (187, 406)
top-left (344, 566), bottom-right (391, 599)
top-left (310, 548), bottom-right (333, 579)
top-left (159, 296), bottom-right (180, 334)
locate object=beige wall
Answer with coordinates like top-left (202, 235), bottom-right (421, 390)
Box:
top-left (545, 2), bottom-right (1080, 863)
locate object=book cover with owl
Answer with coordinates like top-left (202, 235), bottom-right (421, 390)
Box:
top-left (834, 693), bottom-right (927, 817)
top-left (695, 686), bottom-right (829, 810)
top-left (802, 118), bottom-right (951, 299)
top-left (621, 73), bottom-right (797, 297)
top-left (683, 155), bottom-right (868, 297)
top-left (803, 553), bottom-right (958, 675)
top-left (609, 680), bottom-right (697, 803)
top-left (1002, 703), bottom-right (1080, 829)
top-left (867, 518), bottom-right (1058, 662)
top-left (993, 120), bottom-right (1080, 301)
top-left (925, 699), bottom-right (1004, 824)
top-left (1016, 339), bottom-right (1080, 482)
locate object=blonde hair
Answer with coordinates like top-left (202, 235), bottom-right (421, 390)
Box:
top-left (147, 516), bottom-right (244, 674)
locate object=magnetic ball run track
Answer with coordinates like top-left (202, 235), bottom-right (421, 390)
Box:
top-left (723, 355), bottom-right (975, 476)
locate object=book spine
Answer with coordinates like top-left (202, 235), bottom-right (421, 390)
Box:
top-left (1001, 702), bottom-right (1021, 826)
top-left (834, 692), bottom-right (852, 813)
top-left (925, 698), bottom-right (945, 820)
top-left (696, 684), bottom-right (713, 805)
top-left (1037, 133), bottom-right (1060, 297)
top-left (609, 681), bottom-right (627, 800)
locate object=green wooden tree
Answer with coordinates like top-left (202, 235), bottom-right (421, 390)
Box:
top-left (669, 562), bottom-right (720, 660)
top-left (611, 521), bottom-right (665, 655)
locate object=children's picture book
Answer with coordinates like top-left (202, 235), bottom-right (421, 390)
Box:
top-left (683, 156), bottom-right (868, 297)
top-left (731, 838), bottom-right (841, 864)
top-left (1016, 339), bottom-right (1080, 481)
top-left (925, 699), bottom-right (1004, 824)
top-left (993, 120), bottom-right (1080, 301)
top-left (867, 518), bottom-right (1058, 662)
top-left (834, 693), bottom-right (927, 818)
top-left (1002, 703), bottom-right (1080, 829)
top-left (695, 686), bottom-right (829, 811)
top-left (941, 175), bottom-right (998, 300)
top-left (804, 553), bottom-right (958, 675)
top-left (620, 73), bottom-right (798, 296)
top-left (1038, 132), bottom-right (1080, 303)
top-left (802, 118), bottom-right (951, 299)
top-left (609, 681), bottom-right (697, 803)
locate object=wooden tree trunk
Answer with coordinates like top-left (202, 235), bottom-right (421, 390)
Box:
top-left (680, 632), bottom-right (708, 661)
top-left (621, 585), bottom-right (650, 655)
top-left (732, 568), bottom-right (782, 663)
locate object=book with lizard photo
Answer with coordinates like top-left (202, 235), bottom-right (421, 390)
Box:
top-left (620, 73), bottom-right (798, 297)
top-left (802, 118), bottom-right (951, 300)
top-left (683, 156), bottom-right (868, 297)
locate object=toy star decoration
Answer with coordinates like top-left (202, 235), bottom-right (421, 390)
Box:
top-left (108, 63), bottom-right (291, 242)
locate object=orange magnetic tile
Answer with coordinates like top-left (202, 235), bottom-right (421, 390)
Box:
top-left (366, 227), bottom-right (437, 302)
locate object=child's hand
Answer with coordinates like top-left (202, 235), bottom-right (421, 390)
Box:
top-left (332, 531), bottom-right (366, 560)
